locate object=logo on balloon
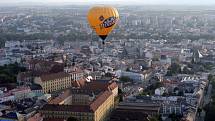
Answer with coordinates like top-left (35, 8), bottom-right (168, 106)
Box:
top-left (99, 16), bottom-right (105, 21)
top-left (100, 16), bottom-right (117, 29)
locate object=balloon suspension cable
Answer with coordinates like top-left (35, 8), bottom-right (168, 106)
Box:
top-left (91, 30), bottom-right (93, 45)
top-left (102, 40), bottom-right (105, 52)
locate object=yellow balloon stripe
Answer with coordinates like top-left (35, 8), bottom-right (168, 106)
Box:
top-left (87, 6), bottom-right (119, 40)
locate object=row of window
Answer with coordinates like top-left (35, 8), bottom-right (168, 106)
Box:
top-left (95, 97), bottom-right (114, 121)
top-left (42, 79), bottom-right (73, 93)
top-left (44, 82), bottom-right (71, 87)
top-left (44, 111), bottom-right (93, 117)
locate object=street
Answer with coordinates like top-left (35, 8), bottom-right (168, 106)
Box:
top-left (196, 84), bottom-right (212, 121)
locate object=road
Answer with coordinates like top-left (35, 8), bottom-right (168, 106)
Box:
top-left (196, 84), bottom-right (212, 121)
top-left (204, 84), bottom-right (212, 107)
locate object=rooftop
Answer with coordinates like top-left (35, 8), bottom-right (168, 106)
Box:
top-left (44, 90), bottom-right (113, 113)
top-left (49, 79), bottom-right (117, 105)
top-left (90, 91), bottom-right (113, 112)
top-left (40, 72), bottom-right (71, 82)
top-left (110, 110), bottom-right (149, 121)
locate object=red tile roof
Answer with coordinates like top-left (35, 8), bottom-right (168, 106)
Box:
top-left (28, 59), bottom-right (64, 76)
top-left (40, 72), bottom-right (71, 82)
top-left (42, 91), bottom-right (113, 113)
top-left (108, 82), bottom-right (118, 91)
top-left (72, 79), bottom-right (118, 91)
top-left (27, 113), bottom-right (43, 121)
top-left (72, 79), bottom-right (86, 88)
top-left (49, 90), bottom-right (71, 104)
top-left (69, 67), bottom-right (84, 73)
top-left (90, 91), bottom-right (113, 112)
top-left (82, 80), bottom-right (117, 92)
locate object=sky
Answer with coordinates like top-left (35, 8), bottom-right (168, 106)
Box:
top-left (1, 0), bottom-right (215, 5)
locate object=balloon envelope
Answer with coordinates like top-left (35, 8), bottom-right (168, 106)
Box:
top-left (87, 6), bottom-right (119, 41)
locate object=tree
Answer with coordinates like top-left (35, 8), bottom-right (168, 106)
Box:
top-left (117, 88), bottom-right (124, 102)
top-left (166, 70), bottom-right (173, 76)
top-left (182, 67), bottom-right (193, 74)
top-left (126, 67), bottom-right (130, 71)
top-left (152, 57), bottom-right (159, 61)
top-left (67, 117), bottom-right (78, 121)
top-left (162, 92), bottom-right (168, 96)
top-left (168, 113), bottom-right (183, 121)
top-left (119, 76), bottom-right (132, 82)
top-left (191, 57), bottom-right (195, 64)
top-left (152, 76), bottom-right (160, 82)
top-left (197, 108), bottom-right (202, 116)
top-left (173, 87), bottom-right (179, 92)
top-left (149, 116), bottom-right (159, 121)
top-left (205, 105), bottom-right (215, 121)
top-left (149, 115), bottom-right (162, 121)
top-left (139, 91), bottom-right (146, 96)
top-left (104, 72), bottom-right (112, 77)
top-left (166, 63), bottom-right (181, 76)
top-left (118, 88), bottom-right (123, 94)
top-left (119, 95), bottom-right (123, 102)
top-left (157, 82), bottom-right (162, 87)
top-left (208, 74), bottom-right (214, 82)
top-left (0, 63), bottom-right (26, 84)
top-left (170, 63), bottom-right (181, 74)
top-left (178, 91), bottom-right (184, 96)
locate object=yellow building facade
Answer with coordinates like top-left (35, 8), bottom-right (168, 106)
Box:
top-left (92, 92), bottom-right (114, 121)
top-left (34, 72), bottom-right (72, 93)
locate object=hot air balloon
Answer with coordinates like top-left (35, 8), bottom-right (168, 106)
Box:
top-left (87, 6), bottom-right (119, 44)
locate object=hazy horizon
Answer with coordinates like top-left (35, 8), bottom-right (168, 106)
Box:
top-left (1, 0), bottom-right (215, 5)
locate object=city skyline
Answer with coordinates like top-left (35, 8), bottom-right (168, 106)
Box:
top-left (1, 0), bottom-right (215, 5)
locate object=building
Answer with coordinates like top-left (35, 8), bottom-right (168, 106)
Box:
top-left (17, 72), bottom-right (33, 85)
top-left (179, 49), bottom-right (193, 62)
top-left (0, 86), bottom-right (33, 103)
top-left (80, 80), bottom-right (118, 98)
top-left (0, 93), bottom-right (15, 103)
top-left (49, 79), bottom-right (118, 105)
top-left (27, 113), bottom-right (43, 121)
top-left (115, 70), bottom-right (144, 82)
top-left (28, 59), bottom-right (64, 76)
top-left (49, 88), bottom-right (97, 106)
top-left (129, 96), bottom-right (184, 118)
top-left (30, 84), bottom-right (44, 97)
top-left (39, 79), bottom-right (118, 121)
top-left (155, 87), bottom-right (166, 96)
top-left (34, 72), bottom-right (72, 93)
top-left (0, 112), bottom-right (21, 121)
top-left (109, 101), bottom-right (160, 121)
top-left (114, 102), bottom-right (160, 116)
top-left (10, 86), bottom-right (32, 100)
top-left (109, 110), bottom-right (149, 121)
top-left (64, 66), bottom-right (84, 81)
top-left (160, 55), bottom-right (171, 65)
top-left (40, 91), bottom-right (114, 121)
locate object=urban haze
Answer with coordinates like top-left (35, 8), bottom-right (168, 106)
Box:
top-left (0, 1), bottom-right (215, 121)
